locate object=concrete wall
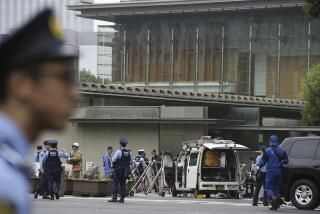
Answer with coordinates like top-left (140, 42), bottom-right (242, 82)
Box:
top-left (159, 124), bottom-right (205, 156)
top-left (35, 122), bottom-right (159, 175)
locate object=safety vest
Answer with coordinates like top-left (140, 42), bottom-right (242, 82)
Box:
top-left (45, 149), bottom-right (61, 169)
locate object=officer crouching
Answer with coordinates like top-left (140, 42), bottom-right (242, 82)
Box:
top-left (109, 137), bottom-right (133, 203)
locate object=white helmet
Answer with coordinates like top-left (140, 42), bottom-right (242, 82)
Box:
top-left (72, 142), bottom-right (79, 147)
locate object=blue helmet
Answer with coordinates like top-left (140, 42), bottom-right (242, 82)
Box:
top-left (269, 135), bottom-right (279, 146)
top-left (119, 137), bottom-right (128, 145)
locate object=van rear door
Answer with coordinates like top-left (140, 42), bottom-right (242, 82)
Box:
top-left (162, 151), bottom-right (175, 188)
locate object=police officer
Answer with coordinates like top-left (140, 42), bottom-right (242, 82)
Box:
top-left (260, 135), bottom-right (289, 211)
top-left (103, 146), bottom-right (113, 180)
top-left (0, 9), bottom-right (77, 213)
top-left (34, 141), bottom-right (51, 199)
top-left (252, 151), bottom-right (268, 206)
top-left (34, 145), bottom-right (43, 163)
top-left (43, 139), bottom-right (65, 200)
top-left (109, 138), bottom-right (133, 203)
top-left (135, 149), bottom-right (148, 175)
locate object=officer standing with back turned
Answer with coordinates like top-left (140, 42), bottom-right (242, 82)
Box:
top-left (109, 138), bottom-right (133, 203)
top-left (43, 139), bottom-right (63, 200)
top-left (0, 9), bottom-right (77, 214)
top-left (260, 135), bottom-right (289, 211)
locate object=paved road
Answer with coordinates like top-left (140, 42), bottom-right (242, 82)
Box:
top-left (32, 194), bottom-right (320, 214)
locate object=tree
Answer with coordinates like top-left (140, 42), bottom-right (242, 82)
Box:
top-left (304, 0), bottom-right (320, 17)
top-left (80, 68), bottom-right (97, 83)
top-left (80, 68), bottom-right (111, 84)
top-left (301, 64), bottom-right (320, 126)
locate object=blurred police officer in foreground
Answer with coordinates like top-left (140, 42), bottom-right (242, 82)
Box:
top-left (260, 135), bottom-right (289, 211)
top-left (0, 9), bottom-right (78, 214)
top-left (109, 138), bottom-right (133, 203)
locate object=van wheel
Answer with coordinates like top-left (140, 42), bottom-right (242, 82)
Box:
top-left (172, 187), bottom-right (178, 197)
top-left (290, 179), bottom-right (319, 210)
top-left (228, 191), bottom-right (240, 199)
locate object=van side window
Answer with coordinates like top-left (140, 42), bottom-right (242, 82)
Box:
top-left (314, 142), bottom-right (320, 160)
top-left (189, 153), bottom-right (198, 166)
top-left (289, 140), bottom-right (318, 159)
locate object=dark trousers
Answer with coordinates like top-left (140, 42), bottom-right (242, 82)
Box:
top-left (46, 168), bottom-right (62, 194)
top-left (112, 170), bottom-right (127, 198)
top-left (36, 171), bottom-right (47, 194)
top-left (253, 173), bottom-right (267, 204)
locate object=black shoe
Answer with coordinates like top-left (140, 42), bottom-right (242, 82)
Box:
top-left (55, 192), bottom-right (60, 200)
top-left (34, 192), bottom-right (38, 199)
top-left (118, 198), bottom-right (124, 203)
top-left (269, 197), bottom-right (279, 211)
top-left (42, 195), bottom-right (50, 200)
top-left (252, 202), bottom-right (258, 206)
top-left (263, 202), bottom-right (269, 206)
top-left (50, 193), bottom-right (54, 200)
top-left (108, 197), bottom-right (118, 202)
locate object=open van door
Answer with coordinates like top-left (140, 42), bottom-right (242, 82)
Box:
top-left (161, 151), bottom-right (175, 188)
top-left (186, 152), bottom-right (199, 189)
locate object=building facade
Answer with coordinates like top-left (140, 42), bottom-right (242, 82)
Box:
top-left (71, 0), bottom-right (320, 99)
top-left (0, 0), bottom-right (93, 34)
top-left (97, 26), bottom-right (115, 82)
top-left (0, 0), bottom-right (98, 74)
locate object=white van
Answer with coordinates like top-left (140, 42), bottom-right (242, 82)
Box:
top-left (162, 137), bottom-right (248, 198)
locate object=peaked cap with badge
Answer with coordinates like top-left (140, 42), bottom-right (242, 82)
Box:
top-left (0, 8), bottom-right (78, 74)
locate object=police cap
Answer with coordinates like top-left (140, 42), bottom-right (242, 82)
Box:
top-left (0, 9), bottom-right (77, 74)
top-left (119, 137), bottom-right (128, 145)
top-left (47, 139), bottom-right (59, 146)
top-left (36, 145), bottom-right (43, 150)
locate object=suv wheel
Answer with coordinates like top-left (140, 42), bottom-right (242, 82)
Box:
top-left (290, 179), bottom-right (319, 210)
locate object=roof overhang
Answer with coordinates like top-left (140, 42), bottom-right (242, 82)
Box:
top-left (78, 83), bottom-right (304, 110)
top-left (68, 0), bottom-right (305, 22)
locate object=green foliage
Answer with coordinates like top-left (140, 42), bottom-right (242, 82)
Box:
top-left (301, 64), bottom-right (320, 126)
top-left (304, 0), bottom-right (320, 17)
top-left (80, 68), bottom-right (110, 84)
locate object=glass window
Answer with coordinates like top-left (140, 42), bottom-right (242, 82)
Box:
top-left (189, 153), bottom-right (198, 166)
top-left (314, 143), bottom-right (320, 160)
top-left (289, 140), bottom-right (318, 159)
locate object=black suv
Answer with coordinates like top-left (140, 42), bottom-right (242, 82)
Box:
top-left (281, 137), bottom-right (320, 210)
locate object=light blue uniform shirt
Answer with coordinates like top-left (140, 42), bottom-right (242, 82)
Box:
top-left (256, 155), bottom-right (267, 173)
top-left (39, 150), bottom-right (48, 163)
top-left (42, 149), bottom-right (68, 162)
top-left (112, 148), bottom-right (134, 164)
top-left (0, 114), bottom-right (32, 214)
top-left (103, 153), bottom-right (113, 176)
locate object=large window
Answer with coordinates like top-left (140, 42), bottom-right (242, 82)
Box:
top-left (289, 140), bottom-right (318, 159)
top-left (110, 12), bottom-right (320, 97)
top-left (189, 153), bottom-right (199, 166)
